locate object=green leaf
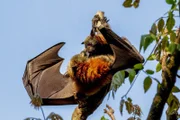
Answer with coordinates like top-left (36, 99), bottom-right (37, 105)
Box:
top-left (156, 63), bottom-right (162, 72)
top-left (144, 35), bottom-right (154, 52)
top-left (112, 71), bottom-right (125, 84)
top-left (24, 118), bottom-right (41, 120)
top-left (166, 0), bottom-right (176, 4)
top-left (170, 31), bottom-right (176, 42)
top-left (143, 76), bottom-right (152, 93)
top-left (46, 112), bottom-right (63, 120)
top-left (127, 97), bottom-right (132, 103)
top-left (177, 44), bottom-right (180, 51)
top-left (100, 116), bottom-right (108, 120)
top-left (168, 43), bottom-right (177, 54)
top-left (133, 0), bottom-right (140, 8)
top-left (166, 12), bottom-right (175, 32)
top-left (127, 117), bottom-right (135, 120)
top-left (120, 99), bottom-right (125, 116)
top-left (157, 18), bottom-right (165, 32)
top-left (126, 69), bottom-right (136, 83)
top-left (125, 101), bottom-right (133, 114)
top-left (123, 0), bottom-right (133, 7)
top-left (167, 94), bottom-right (179, 115)
top-left (111, 70), bottom-right (125, 92)
top-left (161, 36), bottom-right (169, 50)
top-left (134, 63), bottom-right (144, 70)
top-left (140, 34), bottom-right (149, 52)
top-left (172, 86), bottom-right (180, 93)
top-left (145, 69), bottom-right (154, 75)
top-left (147, 54), bottom-right (156, 61)
top-left (150, 23), bottom-right (157, 35)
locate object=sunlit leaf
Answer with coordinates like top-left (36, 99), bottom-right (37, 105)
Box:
top-left (158, 18), bottom-right (165, 32)
top-left (140, 34), bottom-right (149, 52)
top-left (123, 0), bottom-right (133, 7)
top-left (134, 63), bottom-right (144, 70)
top-left (177, 44), bottom-right (180, 51)
top-left (24, 118), bottom-right (41, 120)
top-left (143, 76), bottom-right (152, 93)
top-left (133, 0), bottom-right (140, 8)
top-left (172, 86), bottom-right (180, 93)
top-left (120, 99), bottom-right (125, 116)
top-left (168, 43), bottom-right (177, 54)
top-left (126, 69), bottom-right (136, 83)
top-left (133, 104), bottom-right (142, 117)
top-left (166, 0), bottom-right (176, 4)
top-left (147, 54), bottom-right (156, 61)
top-left (156, 63), bottom-right (162, 72)
top-left (150, 23), bottom-right (157, 35)
top-left (170, 31), bottom-right (176, 42)
top-left (144, 35), bottom-right (154, 52)
top-left (161, 36), bottom-right (169, 50)
top-left (127, 97), bottom-right (132, 103)
top-left (125, 101), bottom-right (133, 114)
top-left (100, 116), bottom-right (108, 120)
top-left (46, 112), bottom-right (63, 120)
top-left (145, 69), bottom-right (154, 75)
top-left (111, 70), bottom-right (125, 93)
top-left (166, 12), bottom-right (175, 32)
top-left (112, 71), bottom-right (125, 85)
top-left (127, 117), bottom-right (135, 120)
top-left (167, 94), bottom-right (179, 115)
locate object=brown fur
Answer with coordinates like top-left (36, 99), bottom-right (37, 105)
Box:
top-left (67, 54), bottom-right (114, 96)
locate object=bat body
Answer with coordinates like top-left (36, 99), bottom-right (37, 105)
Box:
top-left (22, 12), bottom-right (144, 120)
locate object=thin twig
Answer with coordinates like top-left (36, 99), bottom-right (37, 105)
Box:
top-left (154, 16), bottom-right (179, 23)
top-left (142, 70), bottom-right (161, 84)
top-left (40, 106), bottom-right (46, 120)
top-left (121, 40), bottom-right (161, 99)
top-left (104, 104), bottom-right (115, 120)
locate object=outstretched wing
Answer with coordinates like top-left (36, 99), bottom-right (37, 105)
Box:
top-left (99, 28), bottom-right (144, 71)
top-left (22, 42), bottom-right (76, 105)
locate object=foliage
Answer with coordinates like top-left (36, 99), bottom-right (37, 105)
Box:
top-left (123, 0), bottom-right (140, 8)
top-left (119, 98), bottom-right (142, 120)
top-left (109, 0), bottom-right (180, 119)
top-left (25, 112), bottom-right (63, 120)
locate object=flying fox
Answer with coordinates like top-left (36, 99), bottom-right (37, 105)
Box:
top-left (22, 11), bottom-right (144, 120)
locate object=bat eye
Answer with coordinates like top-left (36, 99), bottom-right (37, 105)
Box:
top-left (81, 42), bottom-right (84, 44)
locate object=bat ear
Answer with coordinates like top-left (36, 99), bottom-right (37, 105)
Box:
top-left (90, 29), bottom-right (95, 37)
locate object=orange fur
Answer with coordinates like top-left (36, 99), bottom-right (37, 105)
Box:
top-left (69, 55), bottom-right (114, 96)
top-left (76, 57), bottom-right (110, 83)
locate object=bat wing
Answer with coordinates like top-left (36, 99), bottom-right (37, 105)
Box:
top-left (22, 42), bottom-right (76, 105)
top-left (99, 28), bottom-right (144, 71)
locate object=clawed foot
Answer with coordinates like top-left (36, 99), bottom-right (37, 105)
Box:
top-left (92, 11), bottom-right (110, 32)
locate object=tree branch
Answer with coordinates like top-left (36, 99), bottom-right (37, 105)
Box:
top-left (104, 104), bottom-right (116, 120)
top-left (146, 35), bottom-right (180, 120)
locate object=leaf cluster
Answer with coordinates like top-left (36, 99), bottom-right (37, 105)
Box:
top-left (123, 0), bottom-right (140, 8)
top-left (110, 63), bottom-right (144, 98)
top-left (120, 98), bottom-right (142, 120)
top-left (24, 112), bottom-right (63, 120)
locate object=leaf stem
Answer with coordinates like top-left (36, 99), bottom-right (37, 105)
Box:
top-left (40, 107), bottom-right (46, 120)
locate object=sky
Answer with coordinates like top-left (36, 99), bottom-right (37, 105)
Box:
top-left (0, 0), bottom-right (179, 120)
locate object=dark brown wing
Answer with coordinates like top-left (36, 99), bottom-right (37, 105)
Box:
top-left (99, 28), bottom-right (144, 71)
top-left (22, 42), bottom-right (76, 105)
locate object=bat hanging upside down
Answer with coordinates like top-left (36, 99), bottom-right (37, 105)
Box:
top-left (22, 11), bottom-right (144, 120)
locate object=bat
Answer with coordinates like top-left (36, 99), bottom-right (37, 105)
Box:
top-left (22, 12), bottom-right (144, 120)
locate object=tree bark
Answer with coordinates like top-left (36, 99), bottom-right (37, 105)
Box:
top-left (146, 35), bottom-right (180, 120)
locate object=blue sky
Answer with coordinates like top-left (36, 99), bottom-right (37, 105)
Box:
top-left (0, 0), bottom-right (179, 120)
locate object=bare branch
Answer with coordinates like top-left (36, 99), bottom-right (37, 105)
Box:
top-left (104, 104), bottom-right (116, 120)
